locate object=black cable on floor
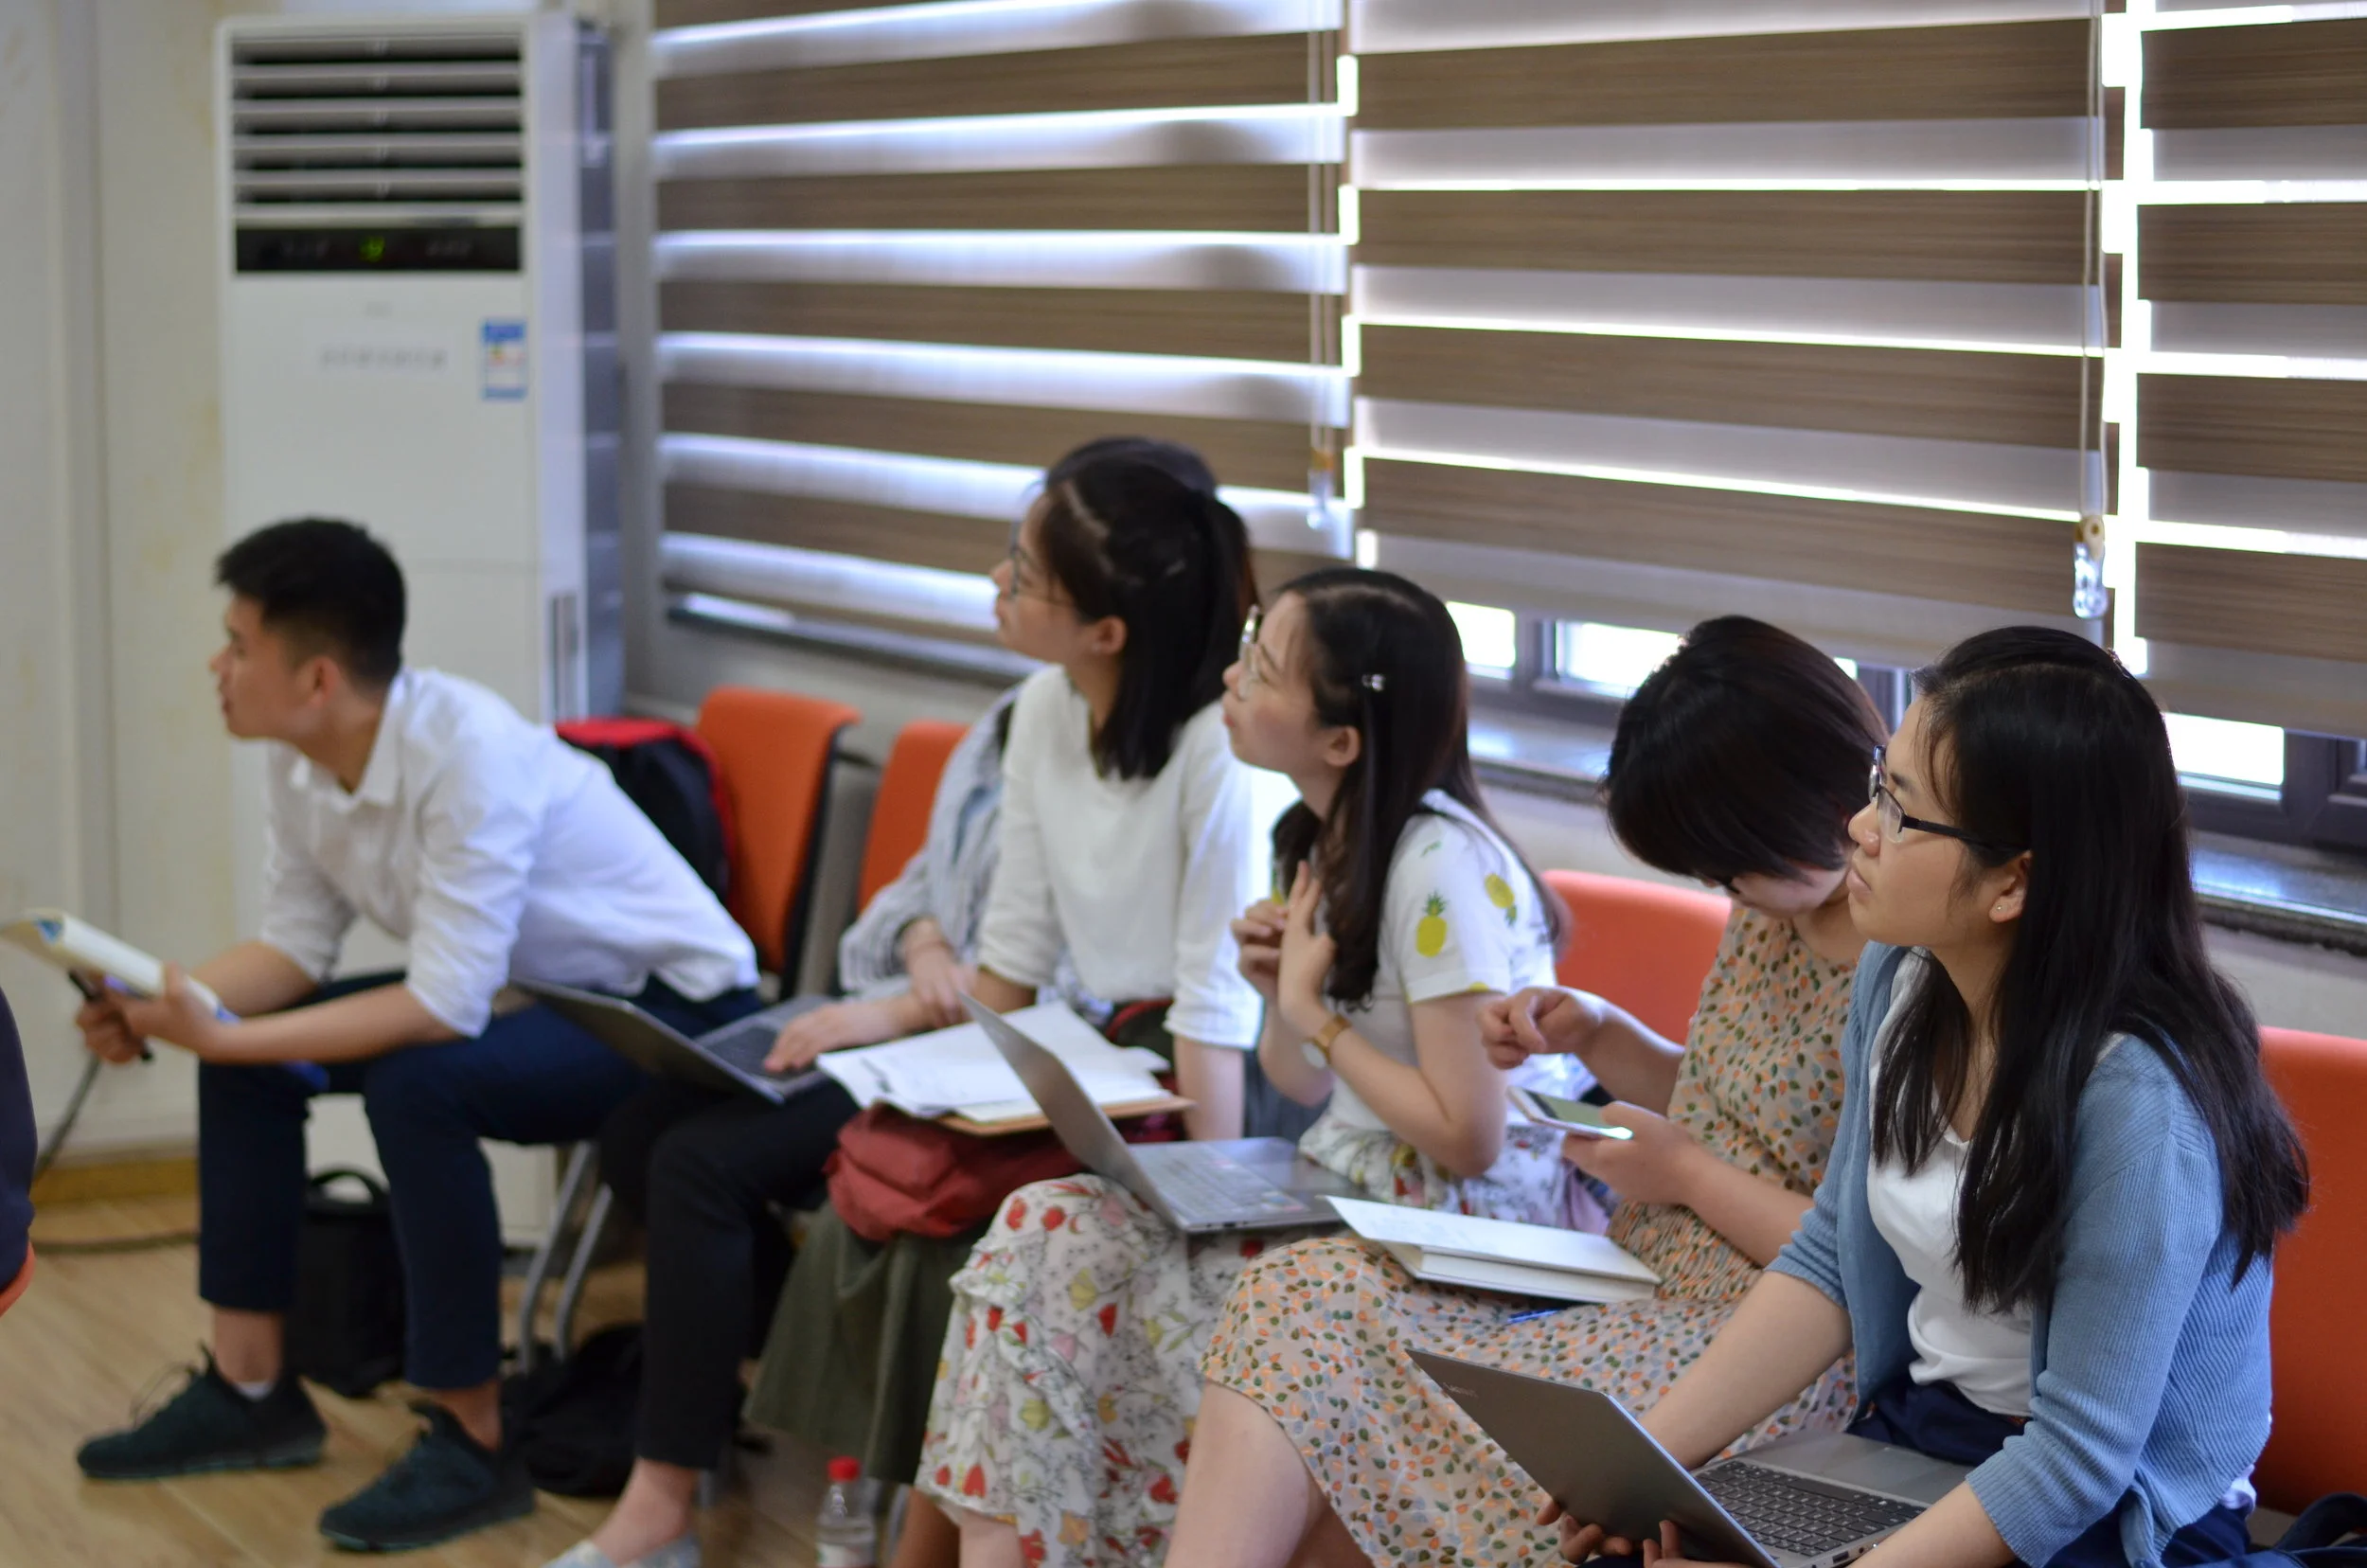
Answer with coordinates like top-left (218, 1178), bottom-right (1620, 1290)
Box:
top-left (30, 1053), bottom-right (103, 1186)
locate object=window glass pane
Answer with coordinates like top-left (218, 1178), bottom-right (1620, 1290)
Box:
top-left (2164, 713), bottom-right (2284, 789)
top-left (1555, 621), bottom-right (1682, 696)
top-left (1447, 600), bottom-right (1518, 676)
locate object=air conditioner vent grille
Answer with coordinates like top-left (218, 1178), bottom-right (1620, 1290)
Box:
top-left (229, 29), bottom-right (524, 211)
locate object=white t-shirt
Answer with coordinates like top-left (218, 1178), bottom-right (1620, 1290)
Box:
top-left (974, 667), bottom-right (1265, 1049)
top-left (257, 668), bottom-right (758, 1037)
top-left (1864, 956), bottom-right (2038, 1417)
top-left (1320, 793), bottom-right (1561, 1134)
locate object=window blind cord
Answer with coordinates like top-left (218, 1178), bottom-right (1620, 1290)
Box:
top-left (2074, 0), bottom-right (2109, 621)
top-left (1306, 7), bottom-right (1337, 534)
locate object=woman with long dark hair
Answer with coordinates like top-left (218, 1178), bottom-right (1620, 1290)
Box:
top-left (913, 569), bottom-right (1571, 1568)
top-left (739, 440), bottom-right (1278, 1568)
top-left (1166, 615), bottom-right (1885, 1568)
top-left (1547, 627), bottom-right (2307, 1568)
top-left (551, 437), bottom-right (1236, 1568)
top-left (960, 446), bottom-right (1265, 1139)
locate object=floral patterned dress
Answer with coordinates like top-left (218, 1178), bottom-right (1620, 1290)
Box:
top-left (914, 799), bottom-right (1577, 1567)
top-left (1200, 907), bottom-right (1860, 1566)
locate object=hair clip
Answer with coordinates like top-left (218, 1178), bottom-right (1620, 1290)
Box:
top-left (1361, 673), bottom-right (1387, 693)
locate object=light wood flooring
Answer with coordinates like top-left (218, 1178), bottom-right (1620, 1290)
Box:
top-left (4, 1194), bottom-right (835, 1568)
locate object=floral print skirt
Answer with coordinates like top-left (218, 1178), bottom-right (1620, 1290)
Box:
top-left (1200, 1236), bottom-right (1860, 1567)
top-left (913, 1119), bottom-right (1575, 1568)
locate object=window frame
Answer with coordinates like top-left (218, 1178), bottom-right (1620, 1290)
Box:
top-left (2185, 734), bottom-right (2367, 853)
top-left (1465, 610), bottom-right (1913, 741)
top-left (1471, 608), bottom-right (2367, 860)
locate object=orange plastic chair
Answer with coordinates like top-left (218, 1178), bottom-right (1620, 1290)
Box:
top-left (1542, 870), bottom-right (1732, 1044)
top-left (694, 686), bottom-right (862, 977)
top-left (856, 720), bottom-right (971, 911)
top-left (2256, 1025), bottom-right (2367, 1510)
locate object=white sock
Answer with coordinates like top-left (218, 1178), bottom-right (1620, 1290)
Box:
top-left (232, 1378), bottom-right (276, 1401)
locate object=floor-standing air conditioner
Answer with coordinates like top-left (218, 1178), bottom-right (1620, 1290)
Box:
top-left (216, 14), bottom-right (618, 1242)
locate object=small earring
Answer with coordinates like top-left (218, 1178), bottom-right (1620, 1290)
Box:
top-left (1994, 903), bottom-right (2007, 915)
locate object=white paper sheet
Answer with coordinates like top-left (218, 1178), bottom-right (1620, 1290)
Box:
top-left (816, 1002), bottom-right (1167, 1119)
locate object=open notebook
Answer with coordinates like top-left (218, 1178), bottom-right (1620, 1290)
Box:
top-left (1331, 1197), bottom-right (1661, 1305)
top-left (815, 1002), bottom-right (1187, 1132)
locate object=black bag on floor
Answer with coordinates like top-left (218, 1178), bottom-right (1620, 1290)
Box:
top-left (503, 1324), bottom-right (643, 1497)
top-left (286, 1167), bottom-right (406, 1398)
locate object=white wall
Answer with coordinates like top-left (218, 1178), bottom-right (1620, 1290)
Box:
top-left (0, 0), bottom-right (208, 1153)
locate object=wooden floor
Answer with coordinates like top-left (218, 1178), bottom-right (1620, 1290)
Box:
top-left (4, 1195), bottom-right (834, 1568)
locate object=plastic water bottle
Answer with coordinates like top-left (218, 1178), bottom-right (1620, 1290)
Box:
top-left (815, 1455), bottom-right (878, 1568)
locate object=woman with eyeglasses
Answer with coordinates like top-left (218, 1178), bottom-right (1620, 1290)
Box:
top-left (1163, 615), bottom-right (1889, 1568)
top-left (552, 437), bottom-right (1249, 1568)
top-left (740, 438), bottom-right (1285, 1568)
top-left (1541, 627), bottom-right (2307, 1568)
top-left (911, 568), bottom-right (1577, 1568)
top-left (959, 444), bottom-right (1270, 1143)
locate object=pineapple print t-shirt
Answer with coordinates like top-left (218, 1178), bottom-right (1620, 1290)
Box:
top-left (1316, 791), bottom-right (1559, 1135)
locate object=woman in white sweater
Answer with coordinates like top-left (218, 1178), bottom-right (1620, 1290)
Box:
top-left (965, 448), bottom-right (1268, 1140)
top-left (760, 439), bottom-right (1272, 1568)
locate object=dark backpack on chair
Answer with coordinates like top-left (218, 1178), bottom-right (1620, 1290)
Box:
top-left (559, 718), bottom-right (735, 900)
top-left (286, 1167), bottom-right (407, 1398)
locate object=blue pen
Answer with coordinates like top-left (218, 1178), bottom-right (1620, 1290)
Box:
top-left (1504, 1304), bottom-right (1565, 1324)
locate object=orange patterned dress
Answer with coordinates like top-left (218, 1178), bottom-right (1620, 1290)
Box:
top-left (1201, 907), bottom-right (1860, 1565)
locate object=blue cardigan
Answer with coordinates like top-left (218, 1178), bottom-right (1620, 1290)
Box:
top-left (1770, 944), bottom-right (2272, 1568)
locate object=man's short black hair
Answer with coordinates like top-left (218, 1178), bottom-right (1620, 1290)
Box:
top-left (215, 518), bottom-right (406, 689)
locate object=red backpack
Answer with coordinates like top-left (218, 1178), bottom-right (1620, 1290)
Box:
top-left (557, 718), bottom-right (735, 900)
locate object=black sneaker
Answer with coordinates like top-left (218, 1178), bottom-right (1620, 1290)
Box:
top-left (78, 1354), bottom-right (327, 1481)
top-left (317, 1402), bottom-right (535, 1552)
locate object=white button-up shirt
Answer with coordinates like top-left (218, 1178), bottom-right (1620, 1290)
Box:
top-left (257, 668), bottom-right (758, 1036)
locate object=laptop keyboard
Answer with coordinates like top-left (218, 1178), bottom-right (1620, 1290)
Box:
top-left (1149, 1150), bottom-right (1310, 1224)
top-left (702, 1021), bottom-right (792, 1078)
top-left (1697, 1462), bottom-right (1924, 1560)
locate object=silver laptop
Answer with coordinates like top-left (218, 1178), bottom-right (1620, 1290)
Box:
top-left (522, 981), bottom-right (829, 1104)
top-left (1410, 1352), bottom-right (1968, 1568)
top-left (963, 995), bottom-right (1361, 1234)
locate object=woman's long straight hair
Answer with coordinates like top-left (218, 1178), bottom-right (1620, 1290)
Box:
top-left (1871, 627), bottom-right (2308, 1313)
top-left (1268, 569), bottom-right (1558, 1007)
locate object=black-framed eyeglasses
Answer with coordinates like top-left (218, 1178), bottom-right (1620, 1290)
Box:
top-left (1868, 749), bottom-right (2020, 855)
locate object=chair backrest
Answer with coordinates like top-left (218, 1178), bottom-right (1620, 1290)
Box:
top-left (694, 686), bottom-right (862, 976)
top-left (856, 720), bottom-right (971, 911)
top-left (2256, 1025), bottom-right (2367, 1510)
top-left (1542, 869), bottom-right (1732, 1044)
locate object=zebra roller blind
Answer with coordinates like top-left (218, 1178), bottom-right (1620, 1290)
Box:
top-left (1343, 4), bottom-right (2110, 671)
top-left (649, 0), bottom-right (1348, 644)
top-left (2121, 8), bottom-right (2367, 737)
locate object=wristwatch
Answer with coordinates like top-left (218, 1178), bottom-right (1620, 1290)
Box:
top-left (1301, 1012), bottom-right (1352, 1069)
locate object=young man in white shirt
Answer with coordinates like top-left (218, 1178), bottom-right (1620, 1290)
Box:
top-left (72, 519), bottom-right (762, 1552)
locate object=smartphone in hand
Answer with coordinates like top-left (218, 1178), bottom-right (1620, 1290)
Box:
top-left (1510, 1087), bottom-right (1635, 1140)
